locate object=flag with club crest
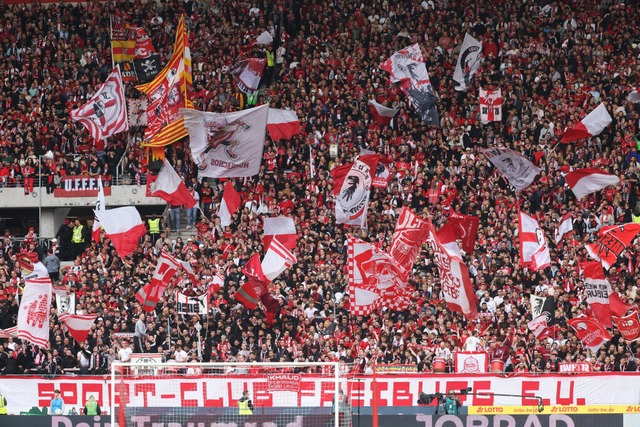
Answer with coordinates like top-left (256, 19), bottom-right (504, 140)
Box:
top-left (70, 67), bottom-right (128, 141)
top-left (17, 276), bottom-right (52, 348)
top-left (332, 155), bottom-right (379, 226)
top-left (586, 223), bottom-right (640, 270)
top-left (482, 148), bottom-right (540, 191)
top-left (453, 33), bottom-right (483, 91)
top-left (348, 237), bottom-right (411, 316)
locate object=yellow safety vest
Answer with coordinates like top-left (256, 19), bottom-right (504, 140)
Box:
top-left (633, 214), bottom-right (640, 224)
top-left (0, 394), bottom-right (7, 414)
top-left (238, 399), bottom-right (252, 415)
top-left (85, 400), bottom-right (98, 415)
top-left (148, 218), bottom-right (161, 234)
top-left (72, 225), bottom-right (85, 243)
top-left (266, 51), bottom-right (275, 67)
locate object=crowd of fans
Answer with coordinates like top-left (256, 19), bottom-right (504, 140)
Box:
top-left (0, 0), bottom-right (640, 378)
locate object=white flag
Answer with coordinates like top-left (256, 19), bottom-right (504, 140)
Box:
top-left (18, 276), bottom-right (53, 348)
top-left (481, 148), bottom-right (540, 191)
top-left (453, 33), bottom-right (483, 91)
top-left (55, 292), bottom-right (76, 315)
top-left (176, 292), bottom-right (208, 315)
top-left (183, 104), bottom-right (269, 178)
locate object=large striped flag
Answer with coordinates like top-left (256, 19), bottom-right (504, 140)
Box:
top-left (17, 276), bottom-right (52, 348)
top-left (70, 67), bottom-right (128, 141)
top-left (58, 314), bottom-right (98, 343)
top-left (137, 16), bottom-right (193, 147)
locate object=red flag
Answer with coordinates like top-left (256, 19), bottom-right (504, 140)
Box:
top-left (567, 317), bottom-right (611, 352)
top-left (425, 222), bottom-right (478, 320)
top-left (234, 279), bottom-right (268, 310)
top-left (260, 293), bottom-right (280, 326)
top-left (610, 292), bottom-right (632, 317)
top-left (586, 223), bottom-right (640, 270)
top-left (136, 252), bottom-right (183, 311)
top-left (441, 209), bottom-right (479, 253)
top-left (527, 315), bottom-right (550, 339)
top-left (263, 216), bottom-right (297, 250)
top-left (150, 160), bottom-right (197, 208)
top-left (560, 103), bottom-right (612, 143)
top-left (613, 310), bottom-right (640, 342)
top-left (580, 262), bottom-right (612, 328)
top-left (348, 237), bottom-right (412, 316)
top-left (58, 314), bottom-right (98, 343)
top-left (389, 207), bottom-right (430, 274)
top-left (70, 67), bottom-right (129, 141)
top-left (219, 181), bottom-right (242, 227)
top-left (242, 253), bottom-right (268, 283)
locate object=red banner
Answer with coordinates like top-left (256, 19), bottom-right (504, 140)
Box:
top-left (53, 176), bottom-right (111, 198)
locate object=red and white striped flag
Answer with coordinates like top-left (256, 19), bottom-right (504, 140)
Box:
top-left (518, 210), bottom-right (550, 271)
top-left (261, 239), bottom-right (297, 282)
top-left (58, 314), bottom-right (98, 343)
top-left (267, 108), bottom-right (301, 140)
top-left (150, 160), bottom-right (197, 208)
top-left (94, 206), bottom-right (147, 258)
top-left (17, 276), bottom-right (52, 348)
top-left (368, 99), bottom-right (399, 126)
top-left (555, 212), bottom-right (573, 244)
top-left (581, 262), bottom-right (612, 328)
top-left (234, 279), bottom-right (268, 310)
top-left (70, 67), bottom-right (128, 141)
top-left (92, 177), bottom-right (106, 243)
top-left (263, 216), bottom-right (297, 250)
top-left (565, 168), bottom-right (620, 200)
top-left (219, 181), bottom-right (242, 227)
top-left (560, 103), bottom-right (612, 143)
top-left (136, 251), bottom-right (184, 312)
top-left (0, 326), bottom-right (18, 339)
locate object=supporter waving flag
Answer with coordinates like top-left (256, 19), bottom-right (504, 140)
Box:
top-left (232, 58), bottom-right (267, 94)
top-left (94, 207), bottom-right (147, 258)
top-left (438, 208), bottom-right (480, 254)
top-left (518, 210), bottom-right (551, 271)
top-left (424, 221), bottom-right (478, 321)
top-left (17, 252), bottom-right (48, 281)
top-left (479, 87), bottom-right (502, 123)
top-left (347, 237), bottom-right (411, 316)
top-left (389, 207), bottom-right (430, 274)
top-left (368, 100), bottom-right (399, 127)
top-left (453, 33), bottom-right (483, 91)
top-left (136, 251), bottom-right (185, 312)
top-left (267, 108), bottom-right (301, 140)
top-left (555, 212), bottom-right (573, 244)
top-left (559, 103), bottom-right (612, 143)
top-left (150, 160), bottom-right (198, 209)
top-left (17, 276), bottom-right (52, 349)
top-left (580, 262), bottom-right (612, 328)
top-left (58, 314), bottom-right (98, 343)
top-left (261, 238), bottom-right (297, 282)
top-left (263, 216), bottom-right (297, 250)
top-left (586, 223), bottom-right (640, 270)
top-left (333, 155), bottom-right (378, 227)
top-left (613, 311), bottom-right (640, 342)
top-left (219, 181), bottom-right (242, 227)
top-left (70, 67), bottom-right (128, 142)
top-left (183, 104), bottom-right (269, 178)
top-left (482, 147), bottom-right (540, 191)
top-left (136, 15), bottom-right (193, 147)
top-left (564, 168), bottom-right (620, 200)
top-left (380, 43), bottom-right (429, 85)
top-left (567, 317), bottom-right (611, 352)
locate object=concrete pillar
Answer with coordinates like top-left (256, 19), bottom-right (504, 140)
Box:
top-left (41, 207), bottom-right (70, 238)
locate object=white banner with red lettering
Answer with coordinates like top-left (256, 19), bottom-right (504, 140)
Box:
top-left (2, 374), bottom-right (640, 414)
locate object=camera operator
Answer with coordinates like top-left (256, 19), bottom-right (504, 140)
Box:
top-left (444, 389), bottom-right (461, 415)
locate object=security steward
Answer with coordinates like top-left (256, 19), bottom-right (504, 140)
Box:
top-left (71, 219), bottom-right (85, 259)
top-left (148, 216), bottom-right (161, 243)
top-left (238, 390), bottom-right (253, 415)
top-left (0, 388), bottom-right (7, 415)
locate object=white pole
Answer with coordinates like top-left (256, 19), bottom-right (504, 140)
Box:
top-left (334, 361), bottom-right (340, 427)
top-left (38, 155), bottom-right (42, 237)
top-left (111, 362), bottom-right (115, 427)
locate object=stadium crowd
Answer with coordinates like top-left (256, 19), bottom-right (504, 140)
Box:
top-left (0, 0), bottom-right (640, 377)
